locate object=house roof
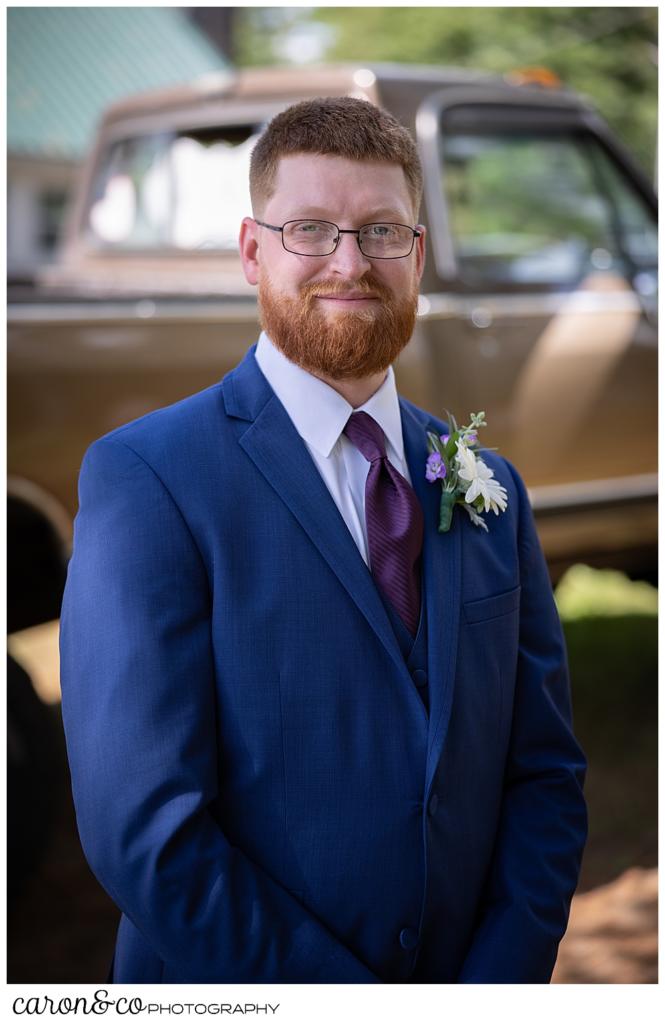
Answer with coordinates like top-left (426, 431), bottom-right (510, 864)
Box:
top-left (8, 7), bottom-right (230, 160)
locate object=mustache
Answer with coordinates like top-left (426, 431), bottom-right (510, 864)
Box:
top-left (299, 277), bottom-right (394, 302)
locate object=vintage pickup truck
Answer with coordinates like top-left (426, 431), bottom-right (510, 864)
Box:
top-left (7, 62), bottom-right (658, 635)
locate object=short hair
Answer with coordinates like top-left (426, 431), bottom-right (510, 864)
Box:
top-left (249, 96), bottom-right (423, 217)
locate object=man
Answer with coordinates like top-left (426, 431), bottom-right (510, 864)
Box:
top-left (60, 97), bottom-right (587, 984)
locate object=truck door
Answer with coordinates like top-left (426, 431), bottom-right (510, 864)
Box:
top-left (414, 89), bottom-right (657, 510)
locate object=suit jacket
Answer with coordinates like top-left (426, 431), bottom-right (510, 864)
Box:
top-left (59, 343), bottom-right (587, 984)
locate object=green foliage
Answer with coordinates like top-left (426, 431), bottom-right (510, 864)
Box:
top-left (554, 565), bottom-right (657, 886)
top-left (235, 7), bottom-right (657, 177)
top-left (232, 8), bottom-right (297, 68)
top-left (555, 564), bottom-right (658, 620)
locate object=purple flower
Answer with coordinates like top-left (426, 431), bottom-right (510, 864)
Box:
top-left (466, 431), bottom-right (478, 445)
top-left (426, 452), bottom-right (447, 483)
top-left (440, 434), bottom-right (449, 445)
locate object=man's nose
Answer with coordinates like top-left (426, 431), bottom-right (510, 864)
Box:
top-left (326, 232), bottom-right (373, 277)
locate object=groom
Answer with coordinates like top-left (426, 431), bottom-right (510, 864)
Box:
top-left (60, 96), bottom-right (587, 984)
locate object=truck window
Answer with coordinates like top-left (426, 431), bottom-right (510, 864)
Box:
top-left (86, 125), bottom-right (261, 252)
top-left (440, 129), bottom-right (657, 289)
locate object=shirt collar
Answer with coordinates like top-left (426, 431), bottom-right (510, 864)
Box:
top-left (255, 331), bottom-right (405, 462)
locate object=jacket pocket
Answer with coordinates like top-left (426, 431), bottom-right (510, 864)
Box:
top-left (463, 584), bottom-right (521, 625)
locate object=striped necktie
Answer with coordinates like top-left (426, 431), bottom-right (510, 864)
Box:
top-left (344, 411), bottom-right (424, 636)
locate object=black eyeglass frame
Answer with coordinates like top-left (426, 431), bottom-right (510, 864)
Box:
top-left (254, 218), bottom-right (422, 259)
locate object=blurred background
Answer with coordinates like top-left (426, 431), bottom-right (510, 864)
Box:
top-left (7, 6), bottom-right (658, 984)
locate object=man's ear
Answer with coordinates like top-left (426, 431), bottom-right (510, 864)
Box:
top-left (239, 217), bottom-right (260, 285)
top-left (414, 224), bottom-right (426, 282)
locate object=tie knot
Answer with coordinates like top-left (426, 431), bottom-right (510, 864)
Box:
top-left (343, 411), bottom-right (386, 463)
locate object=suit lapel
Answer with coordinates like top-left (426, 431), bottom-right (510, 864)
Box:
top-left (222, 347), bottom-right (413, 687)
top-left (400, 400), bottom-right (462, 788)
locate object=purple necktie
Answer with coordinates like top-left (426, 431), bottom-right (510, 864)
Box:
top-left (344, 411), bottom-right (424, 636)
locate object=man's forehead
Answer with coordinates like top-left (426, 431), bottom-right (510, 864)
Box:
top-left (268, 152), bottom-right (413, 217)
top-left (272, 151), bottom-right (408, 185)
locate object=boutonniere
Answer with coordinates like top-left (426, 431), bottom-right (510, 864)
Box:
top-left (425, 411), bottom-right (508, 533)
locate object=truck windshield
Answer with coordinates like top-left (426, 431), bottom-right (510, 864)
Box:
top-left (440, 129), bottom-right (657, 289)
top-left (86, 125), bottom-right (261, 251)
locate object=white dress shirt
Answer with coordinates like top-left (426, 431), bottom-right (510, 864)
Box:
top-left (255, 331), bottom-right (412, 568)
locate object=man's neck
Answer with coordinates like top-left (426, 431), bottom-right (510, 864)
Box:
top-left (313, 370), bottom-right (388, 409)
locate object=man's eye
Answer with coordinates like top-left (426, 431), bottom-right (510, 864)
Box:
top-left (367, 224), bottom-right (395, 237)
top-left (294, 222), bottom-right (326, 234)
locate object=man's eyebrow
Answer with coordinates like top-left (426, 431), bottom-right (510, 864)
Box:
top-left (282, 207), bottom-right (413, 223)
top-left (361, 210), bottom-right (413, 223)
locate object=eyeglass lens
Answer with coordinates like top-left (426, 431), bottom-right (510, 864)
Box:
top-left (282, 220), bottom-right (414, 257)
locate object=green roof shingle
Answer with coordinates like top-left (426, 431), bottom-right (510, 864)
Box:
top-left (8, 7), bottom-right (229, 159)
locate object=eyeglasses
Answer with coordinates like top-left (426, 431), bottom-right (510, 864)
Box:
top-left (254, 219), bottom-right (421, 259)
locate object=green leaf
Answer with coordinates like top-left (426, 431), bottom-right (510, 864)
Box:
top-left (446, 410), bottom-right (458, 435)
top-left (445, 436), bottom-right (458, 460)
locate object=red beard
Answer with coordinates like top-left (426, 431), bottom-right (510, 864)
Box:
top-left (258, 273), bottom-right (419, 380)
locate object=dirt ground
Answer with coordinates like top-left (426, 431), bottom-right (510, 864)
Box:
top-left (553, 866), bottom-right (658, 983)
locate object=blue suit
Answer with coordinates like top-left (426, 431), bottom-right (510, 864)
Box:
top-left (60, 344), bottom-right (587, 983)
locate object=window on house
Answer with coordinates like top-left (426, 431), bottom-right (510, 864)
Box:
top-left (37, 188), bottom-right (68, 253)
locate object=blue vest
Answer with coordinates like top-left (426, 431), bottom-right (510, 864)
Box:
top-left (380, 578), bottom-right (429, 713)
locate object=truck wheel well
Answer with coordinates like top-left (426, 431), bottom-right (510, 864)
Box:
top-left (8, 495), bottom-right (70, 633)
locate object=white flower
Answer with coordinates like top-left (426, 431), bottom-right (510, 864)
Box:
top-left (455, 442), bottom-right (508, 515)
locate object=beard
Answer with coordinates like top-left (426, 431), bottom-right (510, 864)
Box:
top-left (257, 272), bottom-right (419, 380)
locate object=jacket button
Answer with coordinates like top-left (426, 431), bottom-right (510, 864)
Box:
top-left (412, 669), bottom-right (428, 688)
top-left (399, 927), bottom-right (419, 951)
top-left (428, 793), bottom-right (439, 817)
